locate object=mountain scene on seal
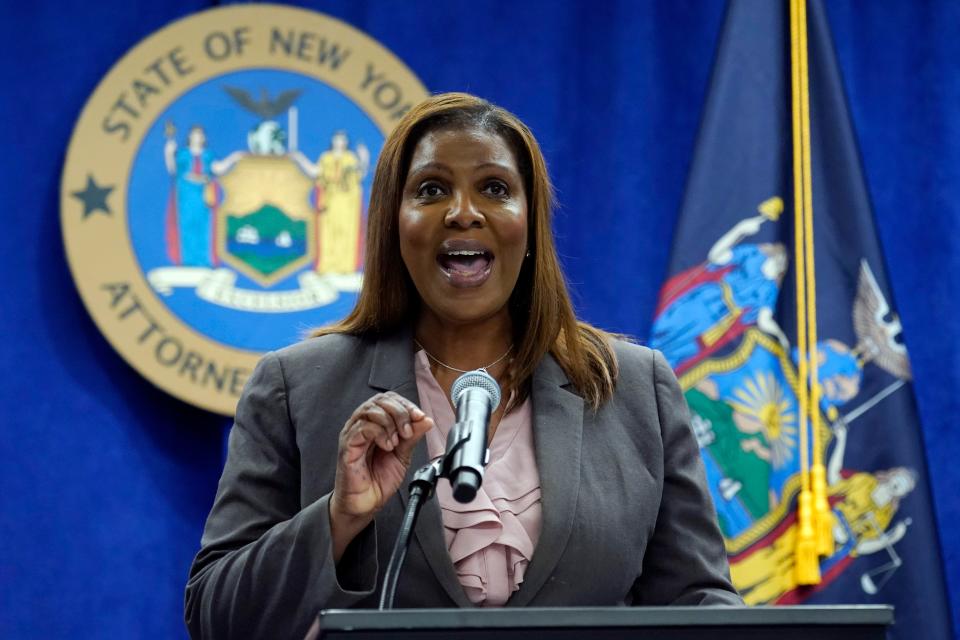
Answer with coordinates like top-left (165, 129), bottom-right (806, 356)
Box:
top-left (225, 204), bottom-right (307, 277)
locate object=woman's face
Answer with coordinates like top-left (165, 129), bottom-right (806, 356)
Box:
top-left (399, 126), bottom-right (528, 328)
top-left (188, 127), bottom-right (206, 148)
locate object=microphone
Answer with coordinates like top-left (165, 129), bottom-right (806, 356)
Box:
top-left (445, 369), bottom-right (501, 503)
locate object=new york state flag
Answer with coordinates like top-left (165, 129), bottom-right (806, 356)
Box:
top-left (649, 2), bottom-right (952, 638)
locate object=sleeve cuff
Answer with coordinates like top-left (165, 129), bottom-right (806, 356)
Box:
top-left (313, 493), bottom-right (379, 598)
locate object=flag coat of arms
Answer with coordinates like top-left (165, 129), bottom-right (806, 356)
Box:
top-left (649, 1), bottom-right (953, 637)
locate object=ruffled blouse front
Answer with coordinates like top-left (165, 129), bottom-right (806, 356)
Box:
top-left (414, 351), bottom-right (542, 607)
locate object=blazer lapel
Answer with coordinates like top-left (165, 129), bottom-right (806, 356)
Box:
top-left (507, 353), bottom-right (584, 607)
top-left (368, 328), bottom-right (471, 607)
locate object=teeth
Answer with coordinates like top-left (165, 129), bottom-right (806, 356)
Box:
top-left (446, 250), bottom-right (484, 256)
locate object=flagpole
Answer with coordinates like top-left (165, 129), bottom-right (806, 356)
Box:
top-left (790, 0), bottom-right (820, 585)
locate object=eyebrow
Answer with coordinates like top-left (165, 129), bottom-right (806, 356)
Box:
top-left (475, 161), bottom-right (517, 173)
top-left (407, 161), bottom-right (451, 176)
top-left (407, 161), bottom-right (517, 175)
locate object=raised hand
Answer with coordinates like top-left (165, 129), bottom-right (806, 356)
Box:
top-left (329, 392), bottom-right (434, 561)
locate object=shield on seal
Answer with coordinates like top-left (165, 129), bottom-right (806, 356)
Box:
top-left (679, 330), bottom-right (818, 543)
top-left (218, 155), bottom-right (315, 288)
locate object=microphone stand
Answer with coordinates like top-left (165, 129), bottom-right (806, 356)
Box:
top-left (378, 459), bottom-right (442, 610)
top-left (378, 426), bottom-right (475, 610)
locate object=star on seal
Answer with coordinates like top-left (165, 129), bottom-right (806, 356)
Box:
top-left (72, 174), bottom-right (114, 218)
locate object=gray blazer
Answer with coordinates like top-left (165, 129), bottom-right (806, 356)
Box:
top-left (185, 328), bottom-right (741, 639)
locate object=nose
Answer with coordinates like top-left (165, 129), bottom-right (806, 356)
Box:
top-left (444, 191), bottom-right (484, 229)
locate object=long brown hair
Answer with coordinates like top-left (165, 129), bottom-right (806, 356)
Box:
top-left (313, 92), bottom-right (619, 408)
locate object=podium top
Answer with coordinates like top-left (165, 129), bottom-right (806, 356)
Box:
top-left (311, 605), bottom-right (893, 639)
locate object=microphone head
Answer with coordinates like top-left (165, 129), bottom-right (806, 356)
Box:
top-left (450, 369), bottom-right (502, 410)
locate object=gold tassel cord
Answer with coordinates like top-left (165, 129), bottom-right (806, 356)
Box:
top-left (790, 0), bottom-right (821, 585)
top-left (797, 0), bottom-right (836, 558)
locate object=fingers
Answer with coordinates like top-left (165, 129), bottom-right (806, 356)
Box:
top-left (394, 415), bottom-right (435, 464)
top-left (380, 394), bottom-right (430, 460)
top-left (374, 392), bottom-right (426, 438)
top-left (340, 419), bottom-right (385, 465)
top-left (367, 394), bottom-right (413, 439)
top-left (341, 392), bottom-right (430, 457)
top-left (334, 393), bottom-right (435, 521)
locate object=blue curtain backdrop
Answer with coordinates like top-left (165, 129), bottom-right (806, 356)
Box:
top-left (1, 1), bottom-right (957, 638)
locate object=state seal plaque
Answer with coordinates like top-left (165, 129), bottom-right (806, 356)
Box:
top-left (61, 5), bottom-right (428, 415)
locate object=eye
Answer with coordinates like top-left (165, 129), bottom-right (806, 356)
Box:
top-left (416, 181), bottom-right (447, 199)
top-left (482, 180), bottom-right (509, 198)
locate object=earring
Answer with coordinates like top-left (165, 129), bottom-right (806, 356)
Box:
top-left (525, 249), bottom-right (532, 258)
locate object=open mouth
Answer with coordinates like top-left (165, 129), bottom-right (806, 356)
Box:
top-left (436, 240), bottom-right (494, 288)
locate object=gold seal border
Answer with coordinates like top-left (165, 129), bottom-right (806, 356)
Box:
top-left (61, 4), bottom-right (428, 415)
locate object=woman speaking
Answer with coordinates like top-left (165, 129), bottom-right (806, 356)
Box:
top-left (185, 93), bottom-right (742, 639)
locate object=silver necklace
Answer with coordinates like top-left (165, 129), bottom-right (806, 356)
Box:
top-left (414, 340), bottom-right (513, 373)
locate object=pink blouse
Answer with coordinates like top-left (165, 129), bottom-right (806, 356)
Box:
top-left (414, 350), bottom-right (542, 606)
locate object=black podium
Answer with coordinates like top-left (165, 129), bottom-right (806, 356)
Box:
top-left (306, 606), bottom-right (892, 640)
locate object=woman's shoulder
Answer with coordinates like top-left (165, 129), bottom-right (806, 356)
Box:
top-left (606, 338), bottom-right (675, 397)
top-left (274, 331), bottom-right (368, 358)
top-left (610, 338), bottom-right (657, 374)
top-left (268, 332), bottom-right (374, 382)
